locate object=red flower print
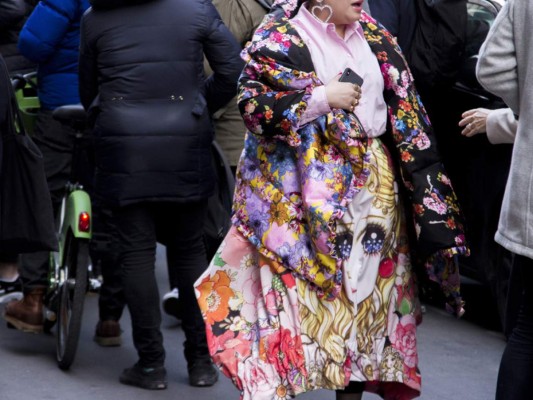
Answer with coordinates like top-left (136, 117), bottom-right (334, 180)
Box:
top-left (208, 329), bottom-right (252, 380)
top-left (413, 204), bottom-right (424, 215)
top-left (266, 328), bottom-right (305, 378)
top-left (280, 119), bottom-right (291, 132)
top-left (390, 315), bottom-right (418, 368)
top-left (207, 326), bottom-right (234, 355)
top-left (399, 100), bottom-right (412, 112)
top-left (377, 51), bottom-right (388, 62)
top-left (400, 151), bottom-right (413, 162)
top-left (281, 272), bottom-right (296, 289)
top-left (446, 218), bottom-right (456, 229)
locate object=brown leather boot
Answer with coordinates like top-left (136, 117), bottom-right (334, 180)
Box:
top-left (3, 287), bottom-right (46, 333)
top-left (94, 320), bottom-right (122, 347)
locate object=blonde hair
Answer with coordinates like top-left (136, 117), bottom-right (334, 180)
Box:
top-left (298, 280), bottom-right (355, 388)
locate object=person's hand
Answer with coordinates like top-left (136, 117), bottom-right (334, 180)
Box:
top-left (325, 73), bottom-right (362, 112)
top-left (459, 108), bottom-right (490, 137)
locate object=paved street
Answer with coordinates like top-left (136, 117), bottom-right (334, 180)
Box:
top-left (0, 248), bottom-right (506, 400)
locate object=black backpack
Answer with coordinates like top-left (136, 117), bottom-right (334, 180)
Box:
top-left (406, 0), bottom-right (468, 93)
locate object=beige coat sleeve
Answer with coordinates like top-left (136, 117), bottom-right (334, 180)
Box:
top-left (486, 108), bottom-right (517, 145)
top-left (205, 0), bottom-right (266, 75)
top-left (476, 0), bottom-right (520, 114)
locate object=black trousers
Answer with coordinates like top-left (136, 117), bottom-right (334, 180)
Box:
top-left (20, 110), bottom-right (74, 290)
top-left (91, 202), bottom-right (125, 322)
top-left (496, 254), bottom-right (533, 400)
top-left (114, 200), bottom-right (209, 368)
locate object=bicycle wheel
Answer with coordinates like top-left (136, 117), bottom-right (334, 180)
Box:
top-left (56, 232), bottom-right (89, 370)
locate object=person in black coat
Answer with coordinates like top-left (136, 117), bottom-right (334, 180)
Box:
top-left (79, 0), bottom-right (244, 390)
top-left (0, 0), bottom-right (36, 74)
top-left (367, 0), bottom-right (417, 54)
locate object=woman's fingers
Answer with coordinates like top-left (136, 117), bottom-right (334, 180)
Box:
top-left (458, 117), bottom-right (469, 127)
top-left (461, 120), bottom-right (482, 137)
top-left (349, 85), bottom-right (361, 111)
top-left (459, 108), bottom-right (489, 136)
top-left (325, 80), bottom-right (362, 111)
top-left (461, 109), bottom-right (477, 119)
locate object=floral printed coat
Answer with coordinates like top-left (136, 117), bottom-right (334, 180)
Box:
top-left (231, 0), bottom-right (468, 311)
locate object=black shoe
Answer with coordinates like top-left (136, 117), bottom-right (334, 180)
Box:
top-left (0, 278), bottom-right (22, 304)
top-left (188, 359), bottom-right (218, 387)
top-left (119, 363), bottom-right (167, 390)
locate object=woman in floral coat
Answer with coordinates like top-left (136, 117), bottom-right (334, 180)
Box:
top-left (195, 0), bottom-right (468, 399)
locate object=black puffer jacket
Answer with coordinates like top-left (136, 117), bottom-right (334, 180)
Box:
top-left (79, 0), bottom-right (244, 206)
top-left (0, 0), bottom-right (36, 73)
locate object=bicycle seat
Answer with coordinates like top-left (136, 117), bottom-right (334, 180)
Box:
top-left (52, 105), bottom-right (87, 130)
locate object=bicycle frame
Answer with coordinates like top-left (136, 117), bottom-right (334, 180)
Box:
top-left (12, 72), bottom-right (39, 135)
top-left (49, 186), bottom-right (92, 293)
top-left (59, 186), bottom-right (92, 241)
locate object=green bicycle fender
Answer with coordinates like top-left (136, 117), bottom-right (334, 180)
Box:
top-left (61, 190), bottom-right (92, 240)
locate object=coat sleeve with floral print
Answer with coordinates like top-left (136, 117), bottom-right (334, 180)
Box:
top-left (237, 18), bottom-right (316, 147)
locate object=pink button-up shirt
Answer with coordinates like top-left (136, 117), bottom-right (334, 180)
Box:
top-left (292, 4), bottom-right (387, 138)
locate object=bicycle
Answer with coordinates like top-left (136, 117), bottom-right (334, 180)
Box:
top-left (44, 104), bottom-right (92, 370)
top-left (9, 75), bottom-right (93, 370)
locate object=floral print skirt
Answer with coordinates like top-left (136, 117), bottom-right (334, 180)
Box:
top-left (195, 139), bottom-right (422, 400)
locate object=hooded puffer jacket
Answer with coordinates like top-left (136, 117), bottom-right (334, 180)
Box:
top-left (79, 0), bottom-right (243, 206)
top-left (18, 0), bottom-right (90, 109)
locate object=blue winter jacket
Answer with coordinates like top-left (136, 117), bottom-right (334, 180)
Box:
top-left (18, 0), bottom-right (90, 110)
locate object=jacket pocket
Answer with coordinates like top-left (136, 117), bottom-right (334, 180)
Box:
top-left (191, 94), bottom-right (207, 117)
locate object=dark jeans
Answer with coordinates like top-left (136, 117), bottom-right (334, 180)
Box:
top-left (20, 110), bottom-right (74, 290)
top-left (496, 254), bottom-right (533, 400)
top-left (114, 201), bottom-right (209, 368)
top-left (91, 201), bottom-right (125, 322)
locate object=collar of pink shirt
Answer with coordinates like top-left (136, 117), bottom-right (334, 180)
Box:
top-left (292, 3), bottom-right (387, 138)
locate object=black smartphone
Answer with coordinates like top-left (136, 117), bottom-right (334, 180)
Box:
top-left (339, 67), bottom-right (364, 86)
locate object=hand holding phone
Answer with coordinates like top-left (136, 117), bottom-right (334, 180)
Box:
top-left (324, 68), bottom-right (363, 112)
top-left (339, 67), bottom-right (364, 86)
